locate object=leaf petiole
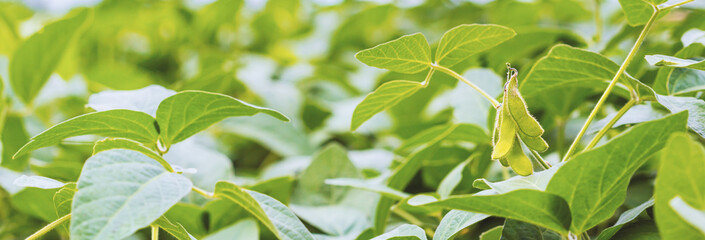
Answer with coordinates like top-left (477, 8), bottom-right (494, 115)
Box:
top-left (26, 214), bottom-right (71, 240)
top-left (431, 64), bottom-right (500, 108)
top-left (151, 225), bottom-right (159, 240)
top-left (583, 99), bottom-right (636, 151)
top-left (192, 186), bottom-right (215, 198)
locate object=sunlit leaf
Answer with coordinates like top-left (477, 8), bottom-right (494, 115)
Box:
top-left (370, 224), bottom-right (427, 240)
top-left (352, 80), bottom-right (424, 131)
top-left (435, 24), bottom-right (516, 67)
top-left (355, 33), bottom-right (431, 74)
top-left (434, 210), bottom-right (489, 240)
top-left (645, 54), bottom-right (705, 70)
top-left (669, 196), bottom-right (705, 236)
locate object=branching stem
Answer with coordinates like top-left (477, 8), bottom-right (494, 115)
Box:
top-left (26, 214), bottom-right (71, 240)
top-left (431, 64), bottom-right (500, 108)
top-left (584, 99), bottom-right (636, 150)
top-left (562, 6), bottom-right (659, 162)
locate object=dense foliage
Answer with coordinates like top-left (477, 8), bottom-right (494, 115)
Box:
top-left (1, 0), bottom-right (704, 239)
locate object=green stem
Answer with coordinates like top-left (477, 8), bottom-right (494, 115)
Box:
top-left (557, 118), bottom-right (567, 158)
top-left (26, 214), bottom-right (71, 240)
top-left (562, 6), bottom-right (659, 162)
top-left (593, 0), bottom-right (602, 42)
top-left (431, 64), bottom-right (500, 108)
top-left (583, 99), bottom-right (636, 150)
top-left (659, 0), bottom-right (694, 11)
top-left (151, 225), bottom-right (159, 240)
top-left (422, 68), bottom-right (435, 88)
top-left (192, 186), bottom-right (215, 198)
top-left (530, 149), bottom-right (551, 169)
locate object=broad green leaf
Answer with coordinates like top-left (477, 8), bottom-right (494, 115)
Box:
top-left (645, 54), bottom-right (705, 70)
top-left (294, 143), bottom-right (361, 204)
top-left (1, 115), bottom-right (29, 171)
top-left (655, 95), bottom-right (705, 138)
top-left (418, 190), bottom-right (571, 235)
top-left (352, 80), bottom-right (424, 131)
top-left (435, 24), bottom-right (516, 68)
top-left (652, 43), bottom-right (704, 94)
top-left (480, 226), bottom-right (502, 240)
top-left (203, 218), bottom-right (259, 240)
top-left (10, 187), bottom-right (58, 221)
top-left (434, 210), bottom-right (489, 240)
top-left (665, 68), bottom-right (705, 95)
top-left (501, 219), bottom-right (562, 240)
top-left (596, 199), bottom-right (655, 240)
top-left (325, 178), bottom-right (409, 200)
top-left (222, 115), bottom-right (314, 157)
top-left (654, 133), bottom-right (705, 239)
top-left (521, 45), bottom-right (631, 106)
top-left (355, 33), bottom-right (431, 74)
top-left (93, 138), bottom-right (173, 172)
top-left (87, 85), bottom-right (176, 117)
top-left (617, 0), bottom-right (664, 26)
top-left (472, 162), bottom-right (561, 194)
top-left (292, 205), bottom-right (370, 237)
top-left (370, 224), bottom-right (427, 240)
top-left (14, 110), bottom-right (159, 158)
top-left (70, 150), bottom-right (193, 240)
top-left (9, 9), bottom-right (89, 104)
top-left (164, 203), bottom-right (207, 237)
top-left (669, 197), bottom-right (705, 236)
top-left (395, 123), bottom-right (489, 156)
top-left (153, 216), bottom-right (196, 240)
top-left (156, 90), bottom-right (288, 147)
top-left (163, 139), bottom-right (234, 191)
top-left (437, 158), bottom-right (470, 199)
top-left (54, 183), bottom-right (76, 232)
top-left (214, 181), bottom-right (315, 240)
top-left (546, 112), bottom-right (687, 233)
top-left (13, 175), bottom-right (66, 189)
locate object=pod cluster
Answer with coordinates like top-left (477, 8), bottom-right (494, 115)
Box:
top-left (491, 67), bottom-right (548, 176)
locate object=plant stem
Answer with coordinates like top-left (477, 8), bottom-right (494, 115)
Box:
top-left (583, 99), bottom-right (635, 150)
top-left (593, 0), bottom-right (602, 42)
top-left (431, 64), bottom-right (500, 108)
top-left (530, 149), bottom-right (551, 169)
top-left (659, 0), bottom-right (694, 11)
top-left (192, 186), bottom-right (215, 198)
top-left (26, 214), bottom-right (71, 240)
top-left (151, 225), bottom-right (159, 240)
top-left (562, 6), bottom-right (659, 162)
top-left (422, 68), bottom-right (435, 88)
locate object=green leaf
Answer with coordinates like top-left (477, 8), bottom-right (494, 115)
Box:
top-left (14, 109), bottom-right (159, 158)
top-left (654, 133), bottom-right (705, 239)
top-left (291, 205), bottom-right (369, 237)
top-left (203, 218), bottom-right (259, 240)
top-left (156, 90), bottom-right (288, 147)
top-left (370, 224), bottom-right (427, 240)
top-left (13, 175), bottom-right (66, 189)
top-left (87, 85), bottom-right (176, 117)
top-left (222, 115), bottom-right (314, 157)
top-left (645, 54), bottom-right (705, 70)
top-left (1, 115), bottom-right (29, 171)
top-left (435, 24), bottom-right (516, 68)
top-left (418, 190), bottom-right (571, 235)
top-left (434, 210), bottom-right (489, 240)
top-left (617, 0), bottom-right (664, 26)
top-left (92, 138), bottom-right (173, 172)
top-left (501, 219), bottom-right (562, 240)
top-left (70, 149), bottom-right (193, 240)
top-left (9, 9), bottom-right (89, 104)
top-left (214, 181), bottom-right (315, 240)
top-left (665, 68), bottom-right (705, 95)
top-left (546, 112), bottom-right (687, 233)
top-left (54, 183), bottom-right (76, 232)
top-left (437, 158), bottom-right (470, 199)
top-left (472, 162), bottom-right (561, 194)
top-left (396, 123), bottom-right (489, 156)
top-left (351, 80), bottom-right (424, 131)
top-left (596, 199), bottom-right (655, 240)
top-left (479, 226), bottom-right (502, 240)
top-left (153, 216), bottom-right (196, 240)
top-left (294, 143), bottom-right (361, 204)
top-left (655, 95), bottom-right (705, 138)
top-left (354, 33), bottom-right (431, 74)
top-left (324, 178), bottom-right (410, 200)
top-left (669, 197), bottom-right (705, 236)
top-left (10, 187), bottom-right (58, 221)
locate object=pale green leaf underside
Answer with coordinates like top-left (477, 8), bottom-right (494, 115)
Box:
top-left (93, 138), bottom-right (173, 172)
top-left (596, 199), bottom-right (654, 240)
top-left (421, 190), bottom-right (571, 235)
top-left (355, 33), bottom-right (431, 74)
top-left (434, 210), bottom-right (489, 240)
top-left (54, 183), bottom-right (76, 219)
top-left (156, 90), bottom-right (289, 147)
top-left (13, 175), bottom-right (66, 189)
top-left (351, 80), bottom-right (423, 130)
top-left (546, 112), bottom-right (687, 233)
top-left (70, 150), bottom-right (193, 240)
top-left (654, 133), bottom-right (705, 239)
top-left (655, 95), bottom-right (705, 138)
top-left (9, 9), bottom-right (89, 104)
top-left (214, 181), bottom-right (315, 240)
top-left (324, 178), bottom-right (410, 200)
top-left (371, 224), bottom-right (427, 240)
top-left (645, 54), bottom-right (705, 70)
top-left (435, 24), bottom-right (516, 67)
top-left (14, 109), bottom-right (159, 158)
top-left (153, 216), bottom-right (196, 240)
top-left (669, 197), bottom-right (705, 236)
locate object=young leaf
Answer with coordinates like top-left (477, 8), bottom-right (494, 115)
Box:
top-left (214, 181), bottom-right (315, 240)
top-left (153, 216), bottom-right (197, 240)
top-left (14, 110), bottom-right (159, 158)
top-left (93, 138), bottom-right (173, 172)
top-left (435, 24), bottom-right (516, 68)
top-left (654, 133), bottom-right (705, 239)
top-left (354, 33), bottom-right (431, 74)
top-left (645, 54), bottom-right (705, 70)
top-left (156, 90), bottom-right (288, 147)
top-left (70, 150), bottom-right (193, 240)
top-left (434, 210), bottom-right (489, 240)
top-left (596, 199), bottom-right (654, 240)
top-left (370, 224), bottom-right (427, 240)
top-left (9, 9), bottom-right (89, 104)
top-left (351, 80), bottom-right (423, 131)
top-left (546, 112), bottom-right (687, 233)
top-left (669, 197), bottom-right (705, 236)
top-left (418, 190), bottom-right (571, 235)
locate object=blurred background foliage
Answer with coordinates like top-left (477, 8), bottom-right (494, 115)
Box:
top-left (0, 0), bottom-right (704, 239)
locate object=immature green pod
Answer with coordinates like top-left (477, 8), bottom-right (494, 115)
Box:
top-left (506, 143), bottom-right (533, 176)
top-left (505, 68), bottom-right (544, 137)
top-left (491, 105), bottom-right (515, 159)
top-left (517, 130), bottom-right (549, 152)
